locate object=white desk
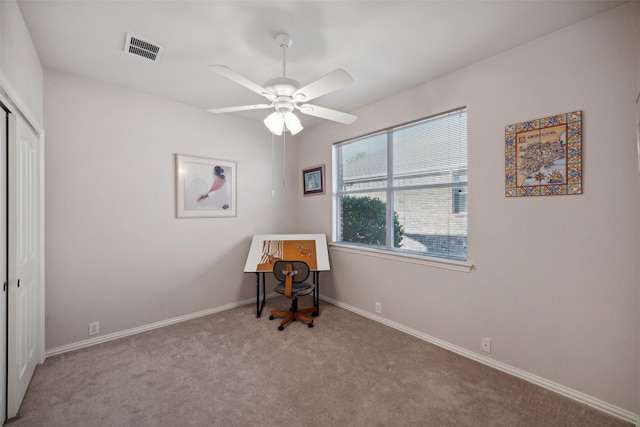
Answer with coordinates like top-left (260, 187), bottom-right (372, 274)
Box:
top-left (244, 234), bottom-right (330, 317)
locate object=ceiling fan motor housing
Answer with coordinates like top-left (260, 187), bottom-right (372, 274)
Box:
top-left (264, 77), bottom-right (300, 95)
top-left (265, 77), bottom-right (300, 113)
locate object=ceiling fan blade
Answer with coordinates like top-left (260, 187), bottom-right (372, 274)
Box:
top-left (210, 65), bottom-right (276, 101)
top-left (207, 104), bottom-right (273, 114)
top-left (292, 69), bottom-right (354, 103)
top-left (298, 104), bottom-right (357, 125)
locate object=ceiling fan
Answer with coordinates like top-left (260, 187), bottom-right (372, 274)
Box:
top-left (207, 33), bottom-right (357, 135)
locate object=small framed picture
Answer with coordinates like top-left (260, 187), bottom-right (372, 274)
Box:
top-left (302, 165), bottom-right (325, 196)
top-left (175, 154), bottom-right (237, 218)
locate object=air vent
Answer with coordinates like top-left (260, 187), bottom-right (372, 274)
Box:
top-left (124, 33), bottom-right (164, 62)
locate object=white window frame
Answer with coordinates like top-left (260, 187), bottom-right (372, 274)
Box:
top-left (332, 107), bottom-right (471, 270)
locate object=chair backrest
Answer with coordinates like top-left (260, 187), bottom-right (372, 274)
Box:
top-left (272, 260), bottom-right (310, 283)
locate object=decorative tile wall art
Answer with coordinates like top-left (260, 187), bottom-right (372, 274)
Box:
top-left (505, 111), bottom-right (582, 197)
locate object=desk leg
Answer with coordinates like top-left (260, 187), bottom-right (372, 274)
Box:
top-left (255, 272), bottom-right (266, 318)
top-left (313, 271), bottom-right (320, 317)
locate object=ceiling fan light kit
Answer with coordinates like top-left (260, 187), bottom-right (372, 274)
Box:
top-left (207, 33), bottom-right (357, 135)
top-left (264, 110), bottom-right (303, 136)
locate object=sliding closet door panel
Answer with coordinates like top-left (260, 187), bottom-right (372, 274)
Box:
top-left (7, 113), bottom-right (40, 418)
top-left (0, 110), bottom-right (8, 424)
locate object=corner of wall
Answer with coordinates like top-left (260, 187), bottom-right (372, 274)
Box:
top-left (0, 0), bottom-right (44, 131)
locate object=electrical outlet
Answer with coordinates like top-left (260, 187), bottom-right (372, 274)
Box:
top-left (481, 337), bottom-right (491, 353)
top-left (89, 321), bottom-right (100, 336)
top-left (375, 302), bottom-right (382, 313)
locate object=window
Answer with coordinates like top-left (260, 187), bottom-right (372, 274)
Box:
top-left (333, 108), bottom-right (467, 261)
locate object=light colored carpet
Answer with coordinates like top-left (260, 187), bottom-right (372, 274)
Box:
top-left (7, 299), bottom-right (631, 426)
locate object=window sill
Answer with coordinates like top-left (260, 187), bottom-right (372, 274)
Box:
top-left (328, 243), bottom-right (473, 273)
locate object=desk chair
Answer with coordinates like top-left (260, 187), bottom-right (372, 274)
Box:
top-left (269, 260), bottom-right (316, 330)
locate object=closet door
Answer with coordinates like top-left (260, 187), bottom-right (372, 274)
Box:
top-left (0, 110), bottom-right (7, 424)
top-left (7, 112), bottom-right (41, 418)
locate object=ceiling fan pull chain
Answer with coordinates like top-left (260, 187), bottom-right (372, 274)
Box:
top-left (283, 132), bottom-right (287, 188)
top-left (271, 132), bottom-right (276, 197)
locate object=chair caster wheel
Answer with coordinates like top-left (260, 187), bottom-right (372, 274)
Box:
top-left (269, 315), bottom-right (275, 320)
top-left (278, 325), bottom-right (284, 331)
top-left (308, 323), bottom-right (314, 328)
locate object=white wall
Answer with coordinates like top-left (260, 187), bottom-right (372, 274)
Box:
top-left (298, 2), bottom-right (639, 417)
top-left (0, 0), bottom-right (43, 126)
top-left (43, 70), bottom-right (299, 349)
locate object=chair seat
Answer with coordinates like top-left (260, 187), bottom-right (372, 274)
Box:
top-left (274, 281), bottom-right (314, 297)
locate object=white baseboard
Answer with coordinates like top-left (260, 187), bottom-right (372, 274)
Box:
top-left (45, 293), bottom-right (638, 426)
top-left (45, 293), bottom-right (279, 357)
top-left (320, 295), bottom-right (639, 426)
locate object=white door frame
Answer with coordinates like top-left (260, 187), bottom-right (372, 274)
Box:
top-left (0, 77), bottom-right (45, 419)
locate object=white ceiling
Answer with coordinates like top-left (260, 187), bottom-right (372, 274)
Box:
top-left (17, 0), bottom-right (624, 129)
